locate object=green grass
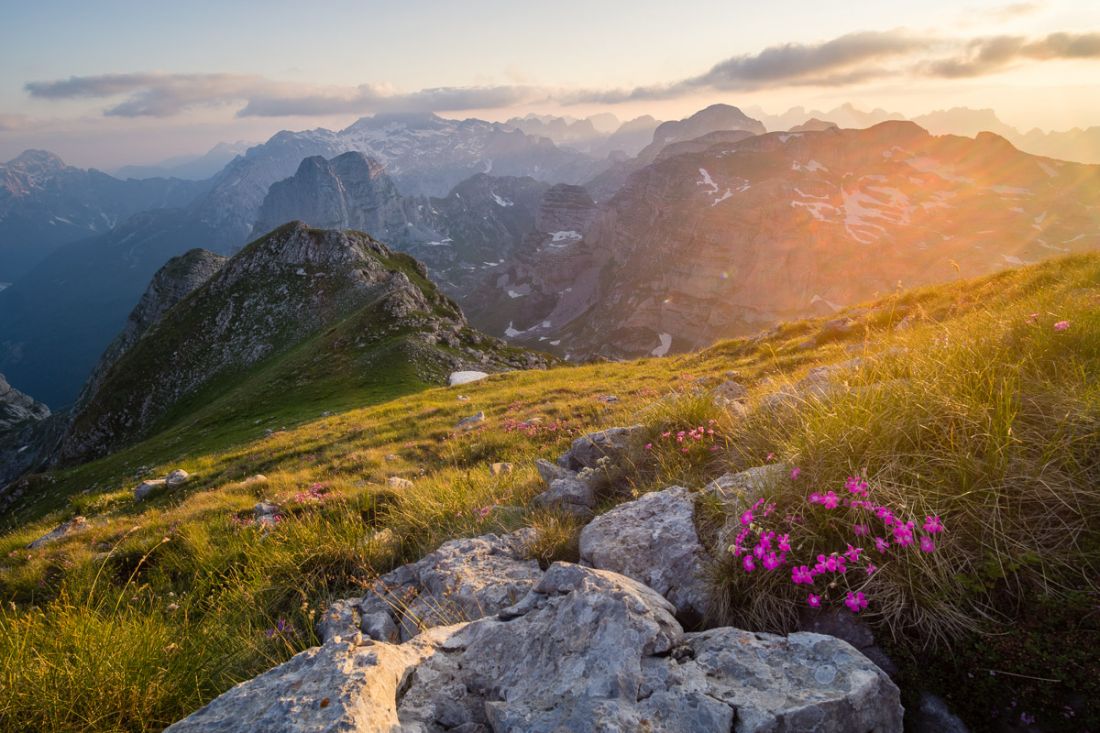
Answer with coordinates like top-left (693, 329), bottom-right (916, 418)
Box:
top-left (1, 253), bottom-right (1098, 731)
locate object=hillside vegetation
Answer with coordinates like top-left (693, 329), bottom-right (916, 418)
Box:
top-left (1, 253), bottom-right (1098, 732)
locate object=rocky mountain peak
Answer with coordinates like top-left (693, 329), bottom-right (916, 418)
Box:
top-left (56, 225), bottom-right (544, 464)
top-left (6, 149), bottom-right (66, 173)
top-left (650, 104), bottom-right (767, 147)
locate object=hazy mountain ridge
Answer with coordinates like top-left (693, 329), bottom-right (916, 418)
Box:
top-left (495, 122), bottom-right (1100, 357)
top-left (0, 150), bottom-right (211, 281)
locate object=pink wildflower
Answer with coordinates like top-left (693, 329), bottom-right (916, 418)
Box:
top-left (762, 553), bottom-right (782, 571)
top-left (874, 536), bottom-right (890, 554)
top-left (644, 442), bottom-right (653, 451)
top-left (1054, 320), bottom-right (1070, 332)
top-left (777, 533), bottom-right (792, 553)
top-left (845, 476), bottom-right (869, 496)
top-left (853, 523), bottom-right (870, 537)
top-left (740, 510), bottom-right (754, 527)
top-left (807, 593), bottom-right (822, 608)
top-left (792, 565), bottom-right (814, 584)
top-left (844, 545), bottom-right (863, 563)
top-left (865, 563), bottom-right (877, 575)
top-left (893, 523), bottom-right (915, 547)
top-left (742, 556), bottom-right (756, 573)
top-left (766, 452), bottom-right (776, 462)
top-left (923, 515), bottom-right (944, 534)
top-left (920, 536), bottom-right (936, 553)
top-left (844, 591), bottom-right (869, 613)
top-left (790, 467), bottom-right (802, 481)
top-left (821, 491), bottom-right (840, 509)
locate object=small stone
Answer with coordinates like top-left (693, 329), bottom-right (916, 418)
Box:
top-left (386, 477), bottom-right (414, 490)
top-left (165, 469), bottom-right (189, 487)
top-left (28, 516), bottom-right (89, 549)
top-left (489, 462), bottom-right (514, 476)
top-left (455, 412), bottom-right (485, 430)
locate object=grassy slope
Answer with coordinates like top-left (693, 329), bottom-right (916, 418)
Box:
top-left (1, 253), bottom-right (1098, 731)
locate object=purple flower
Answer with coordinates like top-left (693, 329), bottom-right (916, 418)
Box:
top-left (762, 553), bottom-right (782, 571)
top-left (792, 565), bottom-right (814, 585)
top-left (807, 593), bottom-right (822, 608)
top-left (853, 524), bottom-right (870, 537)
top-left (1053, 320), bottom-right (1070, 332)
top-left (742, 556), bottom-right (756, 573)
top-left (923, 515), bottom-right (944, 534)
top-left (790, 467), bottom-right (802, 480)
top-left (920, 536), bottom-right (936, 553)
top-left (844, 591), bottom-right (868, 613)
top-left (874, 536), bottom-right (890, 554)
top-left (820, 491), bottom-right (840, 509)
top-left (740, 510), bottom-right (754, 527)
top-left (845, 476), bottom-right (869, 496)
top-left (844, 544), bottom-right (863, 563)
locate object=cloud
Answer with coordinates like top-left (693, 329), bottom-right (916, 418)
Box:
top-left (567, 31), bottom-right (931, 103)
top-left (22, 29), bottom-right (1100, 118)
top-left (25, 72), bottom-right (543, 118)
top-left (926, 32), bottom-right (1100, 77)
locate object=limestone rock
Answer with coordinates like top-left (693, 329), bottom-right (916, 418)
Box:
top-left (448, 370), bottom-right (489, 386)
top-left (455, 412), bottom-right (485, 430)
top-left (532, 477), bottom-right (596, 517)
top-left (133, 479), bottom-right (167, 501)
top-left (579, 486), bottom-right (711, 623)
top-left (28, 516), bottom-right (89, 549)
top-left (164, 469), bottom-right (190, 487)
top-left (320, 529), bottom-right (540, 643)
top-left (175, 562), bottom-right (903, 733)
top-left (557, 424), bottom-right (645, 471)
top-left (488, 462), bottom-right (513, 476)
top-left (386, 476), bottom-right (414, 490)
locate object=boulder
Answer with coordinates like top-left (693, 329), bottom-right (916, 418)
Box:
top-left (319, 529), bottom-right (540, 642)
top-left (165, 469), bottom-right (190, 487)
top-left (172, 563), bottom-right (903, 733)
top-left (557, 425), bottom-right (645, 471)
top-left (534, 457), bottom-right (573, 484)
top-left (28, 516), bottom-right (89, 549)
top-left (133, 478), bottom-right (167, 501)
top-left (448, 370), bottom-right (490, 386)
top-left (579, 486), bottom-right (711, 623)
top-left (532, 477), bottom-right (596, 517)
top-left (706, 464), bottom-right (790, 553)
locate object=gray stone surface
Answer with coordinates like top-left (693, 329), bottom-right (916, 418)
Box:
top-left (133, 478), bottom-right (167, 501)
top-left (532, 476), bottom-right (596, 517)
top-left (578, 486), bottom-right (712, 623)
top-left (557, 424), bottom-right (645, 471)
top-left (171, 563), bottom-right (903, 733)
top-left (319, 529), bottom-right (540, 643)
top-left (911, 692), bottom-right (970, 733)
top-left (28, 516), bottom-right (89, 549)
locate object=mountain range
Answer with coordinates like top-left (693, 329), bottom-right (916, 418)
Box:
top-left (2, 102), bottom-right (1100, 413)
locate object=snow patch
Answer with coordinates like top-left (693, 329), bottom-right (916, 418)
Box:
top-left (449, 371), bottom-right (489, 386)
top-left (792, 159), bottom-right (827, 172)
top-left (651, 333), bottom-right (673, 357)
top-left (491, 193), bottom-right (513, 207)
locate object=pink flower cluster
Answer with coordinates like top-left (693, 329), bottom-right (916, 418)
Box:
top-left (501, 417), bottom-right (571, 437)
top-left (649, 420), bottom-right (723, 455)
top-left (293, 482), bottom-right (329, 504)
top-left (731, 470), bottom-right (946, 614)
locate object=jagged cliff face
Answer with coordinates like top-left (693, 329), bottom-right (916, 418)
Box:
top-left (464, 184), bottom-right (601, 340)
top-left (0, 373), bottom-right (51, 488)
top-left (509, 122), bottom-right (1100, 358)
top-left (58, 223), bottom-right (544, 464)
top-left (69, 248), bottom-right (228, 420)
top-left (196, 113), bottom-right (601, 245)
top-left (251, 153), bottom-right (548, 311)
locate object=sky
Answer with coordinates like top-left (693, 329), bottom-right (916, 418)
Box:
top-left (2, 0), bottom-right (1100, 168)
